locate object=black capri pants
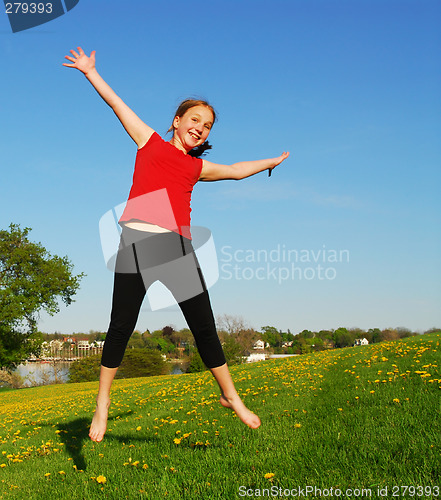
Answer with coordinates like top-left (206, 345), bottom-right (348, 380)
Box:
top-left (101, 226), bottom-right (226, 369)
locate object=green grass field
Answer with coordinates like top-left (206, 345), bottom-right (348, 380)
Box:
top-left (1, 333), bottom-right (440, 499)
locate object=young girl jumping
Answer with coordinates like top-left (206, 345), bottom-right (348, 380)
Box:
top-left (63, 47), bottom-right (289, 442)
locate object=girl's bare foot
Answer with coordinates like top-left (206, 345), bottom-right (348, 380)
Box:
top-left (89, 398), bottom-right (110, 442)
top-left (220, 393), bottom-right (261, 429)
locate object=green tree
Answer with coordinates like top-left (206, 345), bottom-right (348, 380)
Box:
top-left (310, 337), bottom-right (324, 351)
top-left (368, 328), bottom-right (382, 343)
top-left (298, 329), bottom-right (315, 339)
top-left (170, 328), bottom-right (193, 348)
top-left (222, 335), bottom-right (243, 365)
top-left (299, 340), bottom-right (312, 354)
top-left (186, 351), bottom-right (206, 373)
top-left (0, 224), bottom-right (84, 369)
top-left (333, 327), bottom-right (353, 348)
top-left (127, 331), bottom-right (144, 349)
top-left (261, 326), bottom-right (281, 347)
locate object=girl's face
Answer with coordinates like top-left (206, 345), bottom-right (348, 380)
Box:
top-left (172, 105), bottom-right (214, 152)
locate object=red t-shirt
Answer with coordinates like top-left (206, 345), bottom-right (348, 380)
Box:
top-left (119, 132), bottom-right (203, 240)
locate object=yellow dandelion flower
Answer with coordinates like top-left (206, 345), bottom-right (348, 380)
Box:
top-left (96, 475), bottom-right (106, 484)
top-left (136, 426), bottom-right (142, 431)
top-left (264, 473), bottom-right (275, 479)
top-left (294, 423), bottom-right (302, 428)
top-left (58, 471), bottom-right (65, 475)
top-left (0, 464), bottom-right (6, 468)
top-left (174, 438), bottom-right (182, 444)
top-left (393, 398), bottom-right (400, 403)
top-left (143, 464), bottom-right (149, 469)
top-left (44, 473), bottom-right (51, 477)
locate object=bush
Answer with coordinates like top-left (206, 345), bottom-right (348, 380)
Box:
top-left (68, 349), bottom-right (168, 383)
top-left (221, 336), bottom-right (243, 365)
top-left (117, 349), bottom-right (168, 378)
top-left (69, 354), bottom-right (101, 383)
top-left (186, 352), bottom-right (206, 373)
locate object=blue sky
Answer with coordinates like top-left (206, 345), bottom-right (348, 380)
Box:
top-left (1, 0), bottom-right (440, 335)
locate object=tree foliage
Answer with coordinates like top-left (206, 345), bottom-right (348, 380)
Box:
top-left (186, 351), bottom-right (206, 373)
top-left (333, 327), bottom-right (353, 348)
top-left (0, 224), bottom-right (84, 369)
top-left (68, 354), bottom-right (101, 383)
top-left (69, 348), bottom-right (168, 382)
top-left (221, 335), bottom-right (243, 365)
top-left (117, 349), bottom-right (168, 378)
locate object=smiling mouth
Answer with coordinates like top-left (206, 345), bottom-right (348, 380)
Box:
top-left (189, 132), bottom-right (201, 140)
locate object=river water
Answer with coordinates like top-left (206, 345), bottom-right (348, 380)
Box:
top-left (14, 361), bottom-right (71, 386)
top-left (14, 361), bottom-right (184, 386)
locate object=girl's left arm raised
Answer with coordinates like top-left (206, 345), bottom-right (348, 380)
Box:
top-left (199, 152), bottom-right (290, 182)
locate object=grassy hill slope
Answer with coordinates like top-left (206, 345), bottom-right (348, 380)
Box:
top-left (0, 333), bottom-right (440, 499)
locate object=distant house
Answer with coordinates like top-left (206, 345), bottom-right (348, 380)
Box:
top-left (77, 340), bottom-right (90, 350)
top-left (253, 340), bottom-right (266, 350)
top-left (50, 340), bottom-right (64, 351)
top-left (354, 338), bottom-right (369, 346)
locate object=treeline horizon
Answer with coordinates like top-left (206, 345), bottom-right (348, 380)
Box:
top-left (38, 321), bottom-right (441, 364)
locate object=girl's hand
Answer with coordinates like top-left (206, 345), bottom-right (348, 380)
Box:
top-left (63, 46), bottom-right (96, 75)
top-left (268, 151), bottom-right (289, 176)
top-left (61, 46), bottom-right (155, 148)
top-left (272, 151), bottom-right (290, 168)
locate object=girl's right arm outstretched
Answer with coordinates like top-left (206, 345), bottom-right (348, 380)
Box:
top-left (63, 47), bottom-right (154, 149)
